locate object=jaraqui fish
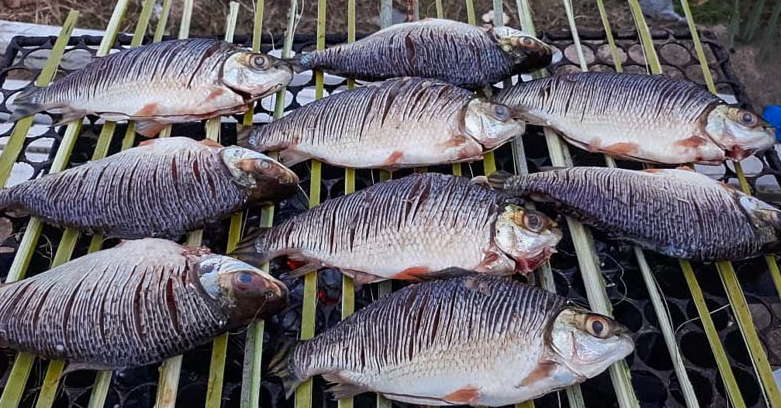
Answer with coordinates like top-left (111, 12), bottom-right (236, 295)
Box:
top-left (0, 137), bottom-right (299, 239)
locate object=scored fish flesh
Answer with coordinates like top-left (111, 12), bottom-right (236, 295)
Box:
top-left (0, 238), bottom-right (287, 370)
top-left (287, 19), bottom-right (553, 89)
top-left (241, 77), bottom-right (525, 169)
top-left (270, 272), bottom-right (633, 406)
top-left (10, 39), bottom-right (293, 137)
top-left (233, 173), bottom-right (561, 283)
top-left (489, 167), bottom-right (781, 261)
top-left (494, 72), bottom-right (775, 164)
top-left (0, 137), bottom-right (299, 239)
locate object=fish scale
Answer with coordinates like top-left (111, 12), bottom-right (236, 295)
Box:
top-left (497, 167), bottom-right (780, 261)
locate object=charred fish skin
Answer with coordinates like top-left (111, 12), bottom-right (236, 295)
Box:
top-left (242, 77), bottom-right (525, 169)
top-left (495, 72), bottom-right (775, 164)
top-left (489, 167), bottom-right (781, 261)
top-left (9, 39), bottom-right (293, 137)
top-left (0, 137), bottom-right (299, 239)
top-left (290, 19), bottom-right (553, 89)
top-left (0, 238), bottom-right (288, 370)
top-left (233, 173), bottom-right (561, 283)
top-left (271, 273), bottom-right (633, 406)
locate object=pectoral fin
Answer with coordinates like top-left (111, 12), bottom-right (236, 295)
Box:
top-left (135, 120), bottom-right (168, 138)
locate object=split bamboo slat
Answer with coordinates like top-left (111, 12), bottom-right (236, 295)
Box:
top-left (558, 1), bottom-right (701, 406)
top-left (515, 1), bottom-right (639, 407)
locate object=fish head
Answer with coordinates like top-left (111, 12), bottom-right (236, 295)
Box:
top-left (463, 99), bottom-right (526, 150)
top-left (494, 205), bottom-right (562, 274)
top-left (196, 255), bottom-right (289, 325)
top-left (738, 195), bottom-right (781, 247)
top-left (704, 104), bottom-right (776, 160)
top-left (547, 307), bottom-right (634, 380)
top-left (489, 26), bottom-right (553, 72)
top-left (220, 146), bottom-right (300, 201)
top-left (222, 52), bottom-right (293, 101)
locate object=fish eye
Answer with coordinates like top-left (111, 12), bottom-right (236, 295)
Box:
top-left (492, 104), bottom-right (511, 121)
top-left (251, 55), bottom-right (269, 69)
top-left (260, 161), bottom-right (271, 169)
top-left (523, 38), bottom-right (534, 46)
top-left (523, 212), bottom-right (545, 233)
top-left (740, 111), bottom-right (757, 127)
top-left (585, 315), bottom-right (611, 339)
top-left (234, 272), bottom-right (257, 290)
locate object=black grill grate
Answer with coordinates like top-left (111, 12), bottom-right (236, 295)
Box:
top-left (0, 28), bottom-right (778, 408)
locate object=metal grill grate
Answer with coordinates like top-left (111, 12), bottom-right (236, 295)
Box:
top-left (0, 4), bottom-right (779, 408)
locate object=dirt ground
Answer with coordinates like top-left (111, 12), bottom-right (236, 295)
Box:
top-left (1, 0), bottom-right (778, 108)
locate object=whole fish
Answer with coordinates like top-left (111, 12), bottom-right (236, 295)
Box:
top-left (0, 238), bottom-right (287, 370)
top-left (10, 39), bottom-right (293, 137)
top-left (0, 137), bottom-right (298, 239)
top-left (241, 78), bottom-right (525, 169)
top-left (233, 173), bottom-right (561, 283)
top-left (271, 272), bottom-right (633, 406)
top-left (288, 19), bottom-right (553, 89)
top-left (494, 72), bottom-right (776, 164)
top-left (489, 167), bottom-right (781, 261)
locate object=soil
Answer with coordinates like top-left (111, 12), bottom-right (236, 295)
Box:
top-left (1, 0), bottom-right (778, 109)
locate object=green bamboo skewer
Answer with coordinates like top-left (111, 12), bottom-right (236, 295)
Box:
top-left (202, 4), bottom-right (242, 407)
top-left (153, 0), bottom-right (174, 42)
top-left (295, 0), bottom-right (324, 407)
top-left (338, 0), bottom-right (357, 405)
top-left (240, 2), bottom-right (293, 406)
top-left (563, 0), bottom-right (701, 405)
top-left (626, 1), bottom-right (747, 406)
top-left (516, 0), bottom-right (639, 406)
top-left (158, 0), bottom-right (194, 139)
top-left (675, 0), bottom-right (781, 405)
top-left (0, 3), bottom-right (131, 405)
top-left (433, 1), bottom-right (461, 177)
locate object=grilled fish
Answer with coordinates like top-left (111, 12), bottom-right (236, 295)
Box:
top-left (233, 173), bottom-right (561, 283)
top-left (0, 238), bottom-right (287, 370)
top-left (489, 167), bottom-right (781, 261)
top-left (241, 78), bottom-right (525, 169)
top-left (0, 137), bottom-right (298, 239)
top-left (10, 39), bottom-right (293, 137)
top-left (288, 19), bottom-right (553, 89)
top-left (494, 72), bottom-right (776, 164)
top-left (271, 272), bottom-right (633, 406)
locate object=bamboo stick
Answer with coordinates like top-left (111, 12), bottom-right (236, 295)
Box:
top-left (295, 1), bottom-right (324, 408)
top-left (515, 0), bottom-right (638, 406)
top-left (339, 0), bottom-right (357, 406)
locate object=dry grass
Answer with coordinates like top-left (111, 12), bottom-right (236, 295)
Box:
top-left (1, 0), bottom-right (641, 37)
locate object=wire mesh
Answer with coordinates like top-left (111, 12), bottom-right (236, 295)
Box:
top-left (0, 15), bottom-right (779, 408)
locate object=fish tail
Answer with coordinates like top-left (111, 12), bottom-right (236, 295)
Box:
top-left (487, 170), bottom-right (515, 191)
top-left (283, 54), bottom-right (309, 73)
top-left (8, 86), bottom-right (47, 122)
top-left (269, 338), bottom-right (305, 399)
top-left (0, 188), bottom-right (16, 212)
top-left (230, 227), bottom-right (270, 267)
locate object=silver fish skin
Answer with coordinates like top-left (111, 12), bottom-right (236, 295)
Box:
top-left (290, 19), bottom-right (553, 89)
top-left (494, 72), bottom-right (775, 164)
top-left (0, 238), bottom-right (287, 370)
top-left (271, 273), bottom-right (633, 406)
top-left (233, 173), bottom-right (561, 283)
top-left (10, 39), bottom-right (293, 137)
top-left (489, 167), bottom-right (781, 261)
top-left (242, 78), bottom-right (525, 169)
top-left (0, 137), bottom-right (299, 239)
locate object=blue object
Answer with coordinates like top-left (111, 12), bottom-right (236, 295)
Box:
top-left (764, 106), bottom-right (781, 143)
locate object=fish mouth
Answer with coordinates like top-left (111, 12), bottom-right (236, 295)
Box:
top-left (514, 247), bottom-right (557, 275)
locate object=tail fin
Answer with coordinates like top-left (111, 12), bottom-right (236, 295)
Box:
top-left (235, 124), bottom-right (255, 149)
top-left (8, 86), bottom-right (46, 122)
top-left (0, 188), bottom-right (16, 212)
top-left (269, 338), bottom-right (304, 399)
top-left (283, 54), bottom-right (309, 73)
top-left (230, 227), bottom-right (270, 267)
top-left (487, 170), bottom-right (514, 191)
